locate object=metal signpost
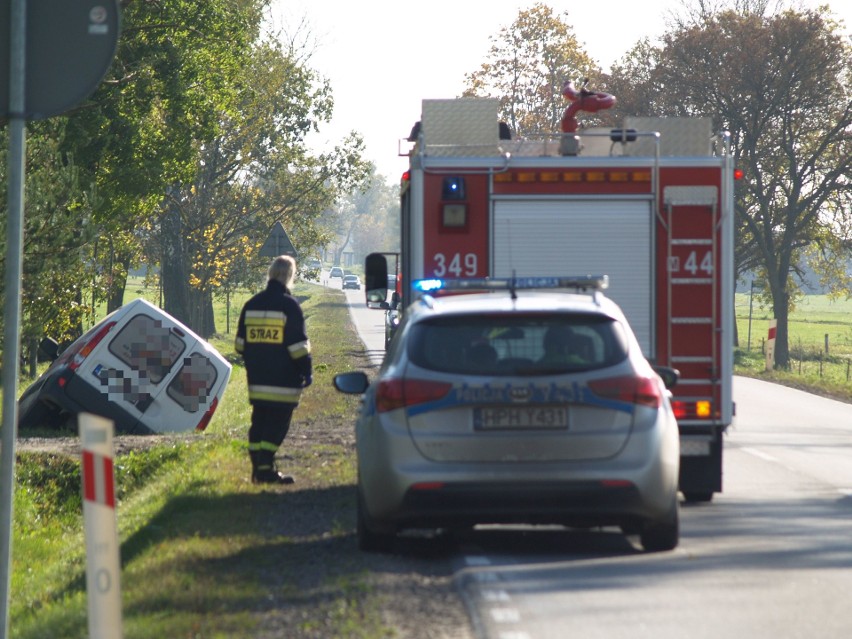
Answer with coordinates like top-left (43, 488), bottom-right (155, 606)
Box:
top-left (80, 414), bottom-right (122, 638)
top-left (0, 2), bottom-right (120, 636)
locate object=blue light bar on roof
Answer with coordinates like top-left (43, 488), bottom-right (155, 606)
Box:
top-left (414, 278), bottom-right (445, 292)
top-left (412, 275), bottom-right (609, 293)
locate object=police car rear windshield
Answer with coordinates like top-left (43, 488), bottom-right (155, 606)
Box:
top-left (406, 313), bottom-right (628, 376)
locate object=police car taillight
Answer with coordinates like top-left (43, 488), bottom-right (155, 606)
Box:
top-left (69, 321), bottom-right (117, 371)
top-left (588, 375), bottom-right (662, 409)
top-left (376, 379), bottom-right (452, 413)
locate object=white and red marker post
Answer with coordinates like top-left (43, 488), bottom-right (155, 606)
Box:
top-left (766, 319), bottom-right (777, 372)
top-left (79, 413), bottom-right (123, 639)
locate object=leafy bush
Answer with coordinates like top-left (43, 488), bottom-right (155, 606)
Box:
top-left (16, 453), bottom-right (82, 523)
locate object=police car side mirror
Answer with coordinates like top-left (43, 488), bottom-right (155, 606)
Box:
top-left (333, 371), bottom-right (370, 395)
top-left (653, 365), bottom-right (680, 390)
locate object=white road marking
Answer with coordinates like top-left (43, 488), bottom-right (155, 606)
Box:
top-left (490, 607), bottom-right (521, 623)
top-left (740, 446), bottom-right (778, 463)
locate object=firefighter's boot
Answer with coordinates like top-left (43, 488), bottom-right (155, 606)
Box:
top-left (251, 450), bottom-right (294, 485)
top-left (249, 450), bottom-right (261, 483)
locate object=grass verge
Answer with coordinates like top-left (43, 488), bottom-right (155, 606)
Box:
top-left (11, 281), bottom-right (390, 638)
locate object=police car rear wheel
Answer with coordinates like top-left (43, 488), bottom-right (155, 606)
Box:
top-left (357, 490), bottom-right (394, 553)
top-left (639, 497), bottom-right (679, 552)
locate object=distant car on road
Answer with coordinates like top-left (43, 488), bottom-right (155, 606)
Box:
top-left (329, 266), bottom-right (344, 279)
top-left (343, 275), bottom-right (362, 290)
top-left (334, 275), bottom-right (681, 553)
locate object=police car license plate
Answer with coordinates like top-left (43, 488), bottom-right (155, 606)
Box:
top-left (474, 406), bottom-right (568, 430)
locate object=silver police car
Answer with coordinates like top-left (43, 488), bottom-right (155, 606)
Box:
top-left (334, 276), bottom-right (680, 552)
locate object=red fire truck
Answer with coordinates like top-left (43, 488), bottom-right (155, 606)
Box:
top-left (367, 97), bottom-right (735, 502)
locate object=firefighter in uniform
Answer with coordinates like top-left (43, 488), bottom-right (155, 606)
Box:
top-left (235, 255), bottom-right (312, 484)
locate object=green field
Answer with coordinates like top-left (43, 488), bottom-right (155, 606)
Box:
top-left (736, 293), bottom-right (852, 353)
top-left (734, 292), bottom-right (852, 399)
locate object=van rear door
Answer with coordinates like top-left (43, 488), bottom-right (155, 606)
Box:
top-left (72, 299), bottom-right (231, 434)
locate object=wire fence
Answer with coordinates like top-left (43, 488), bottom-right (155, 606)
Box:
top-left (735, 293), bottom-right (852, 386)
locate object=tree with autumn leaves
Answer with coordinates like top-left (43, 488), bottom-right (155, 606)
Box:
top-left (463, 3), bottom-right (608, 136)
top-left (1, 0), bottom-right (371, 365)
top-left (149, 36), bottom-right (371, 337)
top-left (466, 2), bottom-right (852, 369)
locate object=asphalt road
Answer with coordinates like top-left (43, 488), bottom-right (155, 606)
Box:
top-left (336, 279), bottom-right (852, 638)
top-left (453, 378), bottom-right (852, 639)
top-left (342, 290), bottom-right (386, 365)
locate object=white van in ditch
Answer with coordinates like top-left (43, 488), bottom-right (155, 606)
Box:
top-left (18, 298), bottom-right (232, 435)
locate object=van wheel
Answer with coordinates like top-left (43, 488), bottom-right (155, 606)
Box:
top-left (18, 401), bottom-right (62, 431)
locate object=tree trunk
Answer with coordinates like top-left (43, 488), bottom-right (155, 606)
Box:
top-left (334, 219), bottom-right (356, 265)
top-left (25, 336), bottom-right (38, 378)
top-left (187, 288), bottom-right (217, 338)
top-left (161, 203), bottom-right (190, 326)
top-left (772, 288), bottom-right (790, 369)
top-left (107, 253), bottom-right (131, 313)
top-left (75, 284), bottom-right (84, 337)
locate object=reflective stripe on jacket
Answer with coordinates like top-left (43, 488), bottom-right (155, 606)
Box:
top-left (235, 280), bottom-right (312, 405)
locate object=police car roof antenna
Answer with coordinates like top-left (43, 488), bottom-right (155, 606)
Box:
top-left (509, 270), bottom-right (518, 301)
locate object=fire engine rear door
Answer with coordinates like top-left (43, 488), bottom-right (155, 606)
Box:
top-left (492, 199), bottom-right (654, 356)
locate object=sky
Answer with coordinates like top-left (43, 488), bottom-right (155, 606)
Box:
top-left (270, 0), bottom-right (851, 181)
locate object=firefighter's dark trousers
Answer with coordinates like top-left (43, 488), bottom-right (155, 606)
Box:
top-left (248, 403), bottom-right (296, 474)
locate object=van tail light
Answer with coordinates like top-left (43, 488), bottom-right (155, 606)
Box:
top-left (195, 396), bottom-right (219, 431)
top-left (588, 375), bottom-right (662, 408)
top-left (68, 321), bottom-right (117, 371)
top-left (376, 379), bottom-right (452, 413)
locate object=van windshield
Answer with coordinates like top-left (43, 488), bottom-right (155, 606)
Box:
top-left (108, 314), bottom-right (186, 384)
